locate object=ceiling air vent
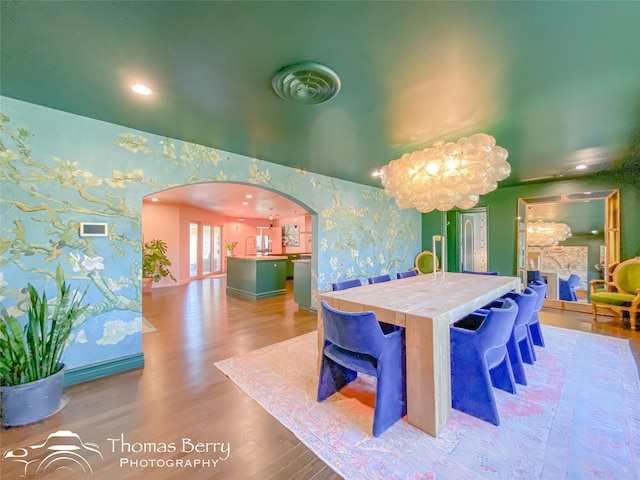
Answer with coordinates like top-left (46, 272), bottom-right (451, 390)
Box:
top-left (271, 62), bottom-right (341, 105)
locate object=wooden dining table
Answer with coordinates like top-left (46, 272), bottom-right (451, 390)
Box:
top-left (318, 272), bottom-right (521, 437)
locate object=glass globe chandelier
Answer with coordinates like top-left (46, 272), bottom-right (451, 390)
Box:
top-left (379, 133), bottom-right (511, 213)
top-left (527, 221), bottom-right (572, 247)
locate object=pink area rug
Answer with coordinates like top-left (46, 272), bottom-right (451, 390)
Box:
top-left (214, 326), bottom-right (640, 479)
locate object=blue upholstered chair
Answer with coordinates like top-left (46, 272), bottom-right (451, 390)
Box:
top-left (461, 270), bottom-right (499, 276)
top-left (368, 274), bottom-right (391, 284)
top-left (450, 298), bottom-right (519, 425)
top-left (527, 281), bottom-right (547, 348)
top-left (527, 270), bottom-right (544, 284)
top-left (396, 270), bottom-right (418, 279)
top-left (558, 274), bottom-right (579, 301)
top-left (317, 301), bottom-right (406, 437)
top-left (331, 279), bottom-right (362, 291)
top-left (476, 287), bottom-right (538, 384)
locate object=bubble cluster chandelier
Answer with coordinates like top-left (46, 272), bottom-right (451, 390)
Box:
top-left (379, 133), bottom-right (511, 213)
top-left (527, 221), bottom-right (572, 247)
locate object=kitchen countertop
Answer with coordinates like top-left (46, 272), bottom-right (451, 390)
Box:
top-left (230, 255), bottom-right (288, 261)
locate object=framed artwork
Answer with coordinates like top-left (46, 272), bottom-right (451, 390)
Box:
top-left (282, 224), bottom-right (300, 247)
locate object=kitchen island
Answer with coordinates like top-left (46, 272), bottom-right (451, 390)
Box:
top-left (226, 255), bottom-right (287, 299)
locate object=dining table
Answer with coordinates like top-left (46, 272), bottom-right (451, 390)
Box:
top-left (317, 271), bottom-right (521, 437)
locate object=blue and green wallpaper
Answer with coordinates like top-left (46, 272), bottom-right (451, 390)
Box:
top-left (0, 97), bottom-right (420, 373)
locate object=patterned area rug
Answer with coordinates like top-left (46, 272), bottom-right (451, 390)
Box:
top-left (214, 327), bottom-right (640, 479)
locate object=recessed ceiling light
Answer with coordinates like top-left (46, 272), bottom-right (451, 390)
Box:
top-left (245, 194), bottom-right (253, 199)
top-left (131, 84), bottom-right (152, 96)
top-left (151, 197), bottom-right (159, 202)
top-left (591, 230), bottom-right (599, 235)
top-left (371, 170), bottom-right (381, 177)
top-left (242, 202), bottom-right (249, 206)
top-left (575, 164), bottom-right (587, 170)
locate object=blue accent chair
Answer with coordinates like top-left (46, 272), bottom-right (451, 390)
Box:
top-left (527, 270), bottom-right (545, 284)
top-left (317, 301), bottom-right (406, 437)
top-left (331, 279), bottom-right (362, 291)
top-left (396, 270), bottom-right (418, 279)
top-left (368, 274), bottom-right (391, 284)
top-left (558, 274), bottom-right (580, 301)
top-left (462, 270), bottom-right (499, 276)
top-left (476, 287), bottom-right (538, 384)
top-left (450, 298), bottom-right (519, 425)
top-left (527, 281), bottom-right (547, 348)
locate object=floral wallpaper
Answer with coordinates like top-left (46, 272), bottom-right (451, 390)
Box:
top-left (0, 97), bottom-right (420, 372)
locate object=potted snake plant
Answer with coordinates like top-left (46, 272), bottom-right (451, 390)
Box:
top-left (0, 264), bottom-right (88, 426)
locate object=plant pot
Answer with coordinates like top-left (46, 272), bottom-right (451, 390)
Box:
top-left (1, 365), bottom-right (67, 427)
top-left (142, 277), bottom-right (154, 293)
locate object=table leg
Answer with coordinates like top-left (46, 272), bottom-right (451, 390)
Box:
top-left (405, 313), bottom-right (451, 437)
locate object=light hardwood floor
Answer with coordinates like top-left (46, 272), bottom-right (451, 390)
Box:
top-left (1, 277), bottom-right (638, 479)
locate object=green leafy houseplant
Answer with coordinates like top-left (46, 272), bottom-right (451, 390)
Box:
top-left (224, 241), bottom-right (238, 256)
top-left (143, 239), bottom-right (177, 282)
top-left (0, 264), bottom-right (88, 387)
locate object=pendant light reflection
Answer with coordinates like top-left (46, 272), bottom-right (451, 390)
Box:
top-left (527, 221), bottom-right (572, 247)
top-left (379, 133), bottom-right (510, 212)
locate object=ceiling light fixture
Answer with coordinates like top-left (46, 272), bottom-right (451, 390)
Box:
top-left (151, 197), bottom-right (159, 202)
top-left (271, 62), bottom-right (341, 105)
top-left (527, 221), bottom-right (572, 247)
top-left (131, 84), bottom-right (152, 96)
top-left (379, 133), bottom-right (511, 212)
top-left (575, 164), bottom-right (587, 170)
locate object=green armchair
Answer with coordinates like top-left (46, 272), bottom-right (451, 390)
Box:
top-left (414, 250), bottom-right (439, 274)
top-left (590, 257), bottom-right (640, 330)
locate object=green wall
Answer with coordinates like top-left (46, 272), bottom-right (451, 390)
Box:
top-left (421, 171), bottom-right (640, 275)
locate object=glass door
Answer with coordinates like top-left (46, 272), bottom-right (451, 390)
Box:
top-left (202, 225), bottom-right (212, 275)
top-left (458, 208), bottom-right (488, 273)
top-left (213, 226), bottom-right (222, 273)
top-left (189, 223), bottom-right (198, 277)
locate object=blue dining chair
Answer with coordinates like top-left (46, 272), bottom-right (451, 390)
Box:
top-left (462, 270), bottom-right (499, 276)
top-left (450, 298), bottom-right (519, 425)
top-left (331, 279), bottom-right (362, 291)
top-left (317, 301), bottom-right (406, 437)
top-left (368, 274), bottom-right (391, 284)
top-left (396, 270), bottom-right (418, 279)
top-left (476, 287), bottom-right (538, 384)
top-left (558, 274), bottom-right (579, 301)
top-left (527, 280), bottom-right (547, 348)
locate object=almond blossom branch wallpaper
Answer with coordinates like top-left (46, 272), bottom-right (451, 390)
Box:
top-left (0, 97), bottom-right (420, 375)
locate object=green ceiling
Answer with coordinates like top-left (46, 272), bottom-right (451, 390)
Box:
top-left (1, 1), bottom-right (639, 188)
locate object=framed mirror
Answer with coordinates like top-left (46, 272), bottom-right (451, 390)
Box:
top-left (517, 190), bottom-right (620, 312)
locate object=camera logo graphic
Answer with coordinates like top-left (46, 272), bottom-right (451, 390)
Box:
top-left (3, 430), bottom-right (103, 478)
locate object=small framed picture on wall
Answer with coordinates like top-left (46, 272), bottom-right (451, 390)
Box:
top-left (282, 224), bottom-right (300, 247)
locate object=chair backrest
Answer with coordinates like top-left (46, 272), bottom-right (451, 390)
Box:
top-left (368, 274), bottom-right (391, 284)
top-left (503, 287), bottom-right (538, 328)
top-left (528, 281), bottom-right (547, 312)
top-left (415, 251), bottom-right (438, 274)
top-left (527, 270), bottom-right (544, 284)
top-left (567, 274), bottom-right (580, 287)
top-left (396, 270), bottom-right (418, 279)
top-left (331, 279), bottom-right (362, 291)
top-left (321, 301), bottom-right (386, 357)
top-left (476, 297), bottom-right (518, 352)
top-left (461, 270), bottom-right (499, 276)
top-left (612, 257), bottom-right (640, 295)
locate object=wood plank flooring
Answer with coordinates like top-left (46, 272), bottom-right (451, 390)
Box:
top-left (1, 277), bottom-right (638, 479)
